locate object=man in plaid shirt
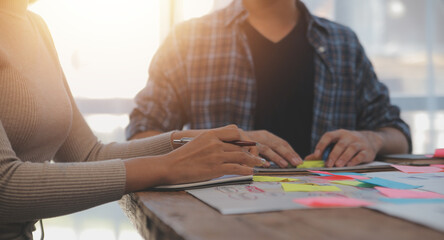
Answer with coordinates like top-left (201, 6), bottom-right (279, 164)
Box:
top-left (126, 0), bottom-right (411, 168)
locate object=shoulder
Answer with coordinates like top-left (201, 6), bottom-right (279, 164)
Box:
top-left (312, 16), bottom-right (360, 46)
top-left (171, 7), bottom-right (232, 40)
top-left (26, 11), bottom-right (50, 32)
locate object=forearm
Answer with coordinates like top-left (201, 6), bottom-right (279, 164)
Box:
top-left (130, 130), bottom-right (164, 139)
top-left (363, 127), bottom-right (409, 156)
top-left (124, 155), bottom-right (168, 193)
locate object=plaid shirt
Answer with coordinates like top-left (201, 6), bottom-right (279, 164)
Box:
top-left (126, 0), bottom-right (412, 152)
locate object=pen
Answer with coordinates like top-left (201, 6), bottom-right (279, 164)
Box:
top-left (173, 137), bottom-right (257, 146)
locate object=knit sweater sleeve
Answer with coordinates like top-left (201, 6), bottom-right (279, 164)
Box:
top-left (0, 119), bottom-right (126, 223)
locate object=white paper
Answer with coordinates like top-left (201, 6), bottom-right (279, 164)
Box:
top-left (369, 203), bottom-right (444, 232)
top-left (187, 176), bottom-right (381, 214)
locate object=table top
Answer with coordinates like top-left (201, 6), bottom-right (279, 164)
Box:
top-left (120, 189), bottom-right (444, 240)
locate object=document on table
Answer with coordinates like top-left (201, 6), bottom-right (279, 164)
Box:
top-left (187, 175), bottom-right (382, 215)
top-left (187, 172), bottom-right (444, 232)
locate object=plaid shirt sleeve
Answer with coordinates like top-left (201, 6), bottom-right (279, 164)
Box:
top-left (126, 23), bottom-right (191, 140)
top-left (352, 33), bottom-right (412, 152)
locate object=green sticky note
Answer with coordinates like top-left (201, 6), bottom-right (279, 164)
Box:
top-left (253, 176), bottom-right (299, 182)
top-left (296, 160), bottom-right (325, 168)
top-left (282, 183), bottom-right (341, 192)
top-left (331, 180), bottom-right (374, 188)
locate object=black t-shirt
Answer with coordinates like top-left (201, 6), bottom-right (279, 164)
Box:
top-left (244, 11), bottom-right (315, 158)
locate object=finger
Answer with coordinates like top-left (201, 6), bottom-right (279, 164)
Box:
top-left (325, 139), bottom-right (351, 168)
top-left (313, 131), bottom-right (341, 160)
top-left (220, 142), bottom-right (244, 152)
top-left (258, 144), bottom-right (288, 168)
top-left (212, 125), bottom-right (242, 142)
top-left (248, 145), bottom-right (259, 156)
top-left (304, 153), bottom-right (317, 160)
top-left (274, 144), bottom-right (303, 166)
top-left (346, 150), bottom-right (367, 167)
top-left (220, 164), bottom-right (254, 176)
top-left (223, 152), bottom-right (265, 167)
top-left (334, 142), bottom-right (362, 167)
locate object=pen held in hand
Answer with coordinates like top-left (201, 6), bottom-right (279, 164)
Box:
top-left (173, 137), bottom-right (257, 147)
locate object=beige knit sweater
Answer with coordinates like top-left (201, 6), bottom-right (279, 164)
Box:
top-left (0, 0), bottom-right (173, 238)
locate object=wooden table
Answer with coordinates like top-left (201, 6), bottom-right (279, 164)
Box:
top-left (120, 188), bottom-right (444, 240)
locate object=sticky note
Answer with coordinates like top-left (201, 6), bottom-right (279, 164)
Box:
top-left (331, 180), bottom-right (375, 188)
top-left (333, 172), bottom-right (365, 176)
top-left (359, 177), bottom-right (421, 189)
top-left (297, 160), bottom-right (325, 168)
top-left (434, 148), bottom-right (444, 158)
top-left (375, 187), bottom-right (444, 199)
top-left (293, 197), bottom-right (373, 207)
top-left (308, 170), bottom-right (333, 176)
top-left (318, 175), bottom-right (355, 181)
top-left (253, 176), bottom-right (299, 182)
top-left (332, 172), bottom-right (369, 180)
top-left (391, 164), bottom-right (442, 174)
top-left (282, 183), bottom-right (341, 192)
top-left (379, 198), bottom-right (444, 204)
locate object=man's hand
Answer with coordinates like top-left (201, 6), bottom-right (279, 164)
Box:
top-left (245, 130), bottom-right (303, 168)
top-left (305, 129), bottom-right (384, 167)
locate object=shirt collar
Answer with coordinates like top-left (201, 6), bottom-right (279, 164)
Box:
top-left (224, 0), bottom-right (330, 35)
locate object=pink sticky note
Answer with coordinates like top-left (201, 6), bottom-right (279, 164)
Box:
top-left (434, 148), bottom-right (444, 158)
top-left (308, 170), bottom-right (334, 175)
top-left (375, 187), bottom-right (444, 199)
top-left (430, 164), bottom-right (444, 168)
top-left (391, 164), bottom-right (442, 174)
top-left (293, 197), bottom-right (373, 207)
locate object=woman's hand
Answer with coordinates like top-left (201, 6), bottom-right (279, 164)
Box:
top-left (245, 130), bottom-right (303, 168)
top-left (124, 125), bottom-right (265, 192)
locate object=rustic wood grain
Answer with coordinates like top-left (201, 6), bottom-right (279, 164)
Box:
top-left (120, 190), bottom-right (444, 240)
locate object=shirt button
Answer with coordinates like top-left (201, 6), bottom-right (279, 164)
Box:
top-left (318, 46), bottom-right (326, 53)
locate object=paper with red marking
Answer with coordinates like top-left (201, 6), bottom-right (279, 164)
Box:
top-left (375, 187), bottom-right (444, 199)
top-left (293, 197), bottom-right (373, 207)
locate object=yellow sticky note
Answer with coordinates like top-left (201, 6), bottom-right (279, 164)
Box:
top-left (282, 183), bottom-right (341, 192)
top-left (296, 160), bottom-right (325, 168)
top-left (331, 180), bottom-right (374, 188)
top-left (253, 176), bottom-right (299, 182)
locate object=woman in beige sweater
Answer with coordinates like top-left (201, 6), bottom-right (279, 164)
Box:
top-left (0, 0), bottom-right (263, 239)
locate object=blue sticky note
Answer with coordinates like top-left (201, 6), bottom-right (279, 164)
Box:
top-left (322, 144), bottom-right (335, 161)
top-left (311, 173), bottom-right (331, 176)
top-left (379, 198), bottom-right (444, 204)
top-left (334, 172), bottom-right (365, 176)
top-left (359, 177), bottom-right (421, 189)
